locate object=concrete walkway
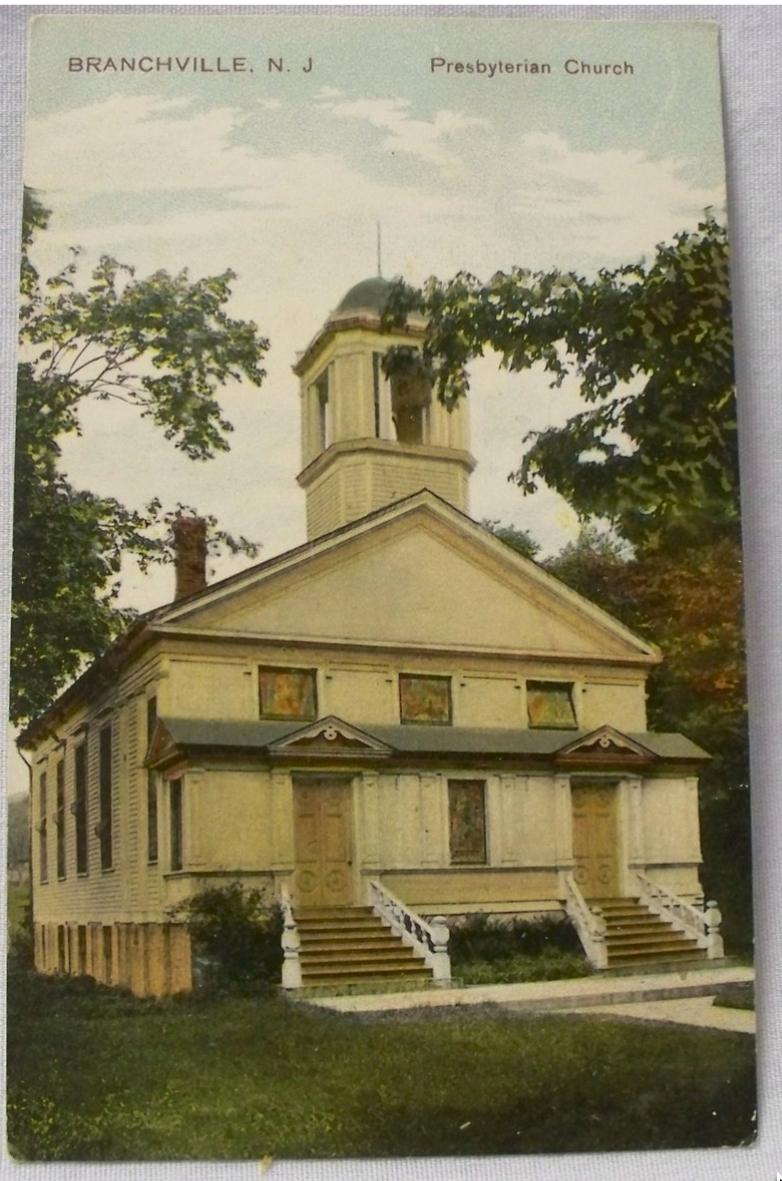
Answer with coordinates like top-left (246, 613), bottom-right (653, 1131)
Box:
top-left (306, 965), bottom-right (754, 1026)
top-left (565, 995), bottom-right (755, 1034)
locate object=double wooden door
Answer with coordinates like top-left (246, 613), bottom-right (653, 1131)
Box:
top-left (571, 782), bottom-right (618, 899)
top-left (293, 777), bottom-right (354, 908)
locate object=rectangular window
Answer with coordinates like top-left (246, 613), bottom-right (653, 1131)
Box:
top-left (526, 681), bottom-right (578, 729)
top-left (147, 773), bottom-right (159, 864)
top-left (315, 370), bottom-right (329, 451)
top-left (170, 778), bottom-right (183, 871)
top-left (146, 694), bottom-right (157, 746)
top-left (102, 926), bottom-right (113, 983)
top-left (99, 724), bottom-right (113, 870)
top-left (38, 770), bottom-right (48, 884)
top-left (74, 743), bottom-right (88, 875)
top-left (399, 674), bottom-right (452, 725)
top-left (77, 926), bottom-right (87, 975)
top-left (259, 666), bottom-right (317, 720)
top-left (56, 759), bottom-right (66, 880)
top-left (448, 780), bottom-right (487, 865)
top-left (57, 925), bottom-right (67, 973)
top-left (146, 695), bottom-right (159, 865)
top-left (372, 352), bottom-right (382, 438)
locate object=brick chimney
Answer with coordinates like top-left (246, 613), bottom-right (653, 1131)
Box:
top-left (173, 516), bottom-right (207, 600)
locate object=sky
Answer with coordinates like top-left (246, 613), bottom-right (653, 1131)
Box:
top-left (10, 13), bottom-right (727, 791)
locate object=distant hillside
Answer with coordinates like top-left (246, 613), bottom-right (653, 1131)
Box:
top-left (7, 795), bottom-right (29, 866)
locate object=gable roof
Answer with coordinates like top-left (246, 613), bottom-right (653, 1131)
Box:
top-left (20, 491), bottom-right (660, 748)
top-left (154, 490), bottom-right (660, 664)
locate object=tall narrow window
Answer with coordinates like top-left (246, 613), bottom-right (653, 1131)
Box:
top-left (74, 743), bottom-right (88, 875)
top-left (102, 926), bottom-right (113, 983)
top-left (38, 770), bottom-right (48, 884)
top-left (315, 371), bottom-right (329, 451)
top-left (372, 352), bottom-right (382, 438)
top-left (448, 780), bottom-right (488, 865)
top-left (146, 695), bottom-right (157, 745)
top-left (55, 759), bottom-right (66, 880)
top-left (99, 724), bottom-right (113, 870)
top-left (170, 778), bottom-right (183, 871)
top-left (146, 694), bottom-right (159, 864)
top-left (147, 774), bottom-right (159, 865)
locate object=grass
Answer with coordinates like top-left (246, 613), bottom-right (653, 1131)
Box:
top-left (7, 964), bottom-right (757, 1161)
top-left (455, 948), bottom-right (592, 986)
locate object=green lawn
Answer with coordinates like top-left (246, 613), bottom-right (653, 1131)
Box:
top-left (7, 967), bottom-right (756, 1161)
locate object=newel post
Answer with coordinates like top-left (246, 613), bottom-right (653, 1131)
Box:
top-left (429, 916), bottom-right (451, 985)
top-left (280, 885), bottom-right (303, 990)
top-left (591, 906), bottom-right (609, 971)
top-left (704, 900), bottom-right (724, 960)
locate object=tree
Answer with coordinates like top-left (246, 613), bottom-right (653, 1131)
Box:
top-left (13, 192), bottom-right (269, 725)
top-left (383, 217), bottom-right (735, 551)
top-left (482, 520), bottom-right (540, 560)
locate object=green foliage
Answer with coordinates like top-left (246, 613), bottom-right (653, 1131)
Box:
top-left (482, 519), bottom-right (540, 559)
top-left (384, 217), bottom-right (735, 550)
top-left (448, 912), bottom-right (585, 968)
top-left (13, 191), bottom-right (268, 724)
top-left (6, 972), bottom-right (756, 1158)
top-left (170, 882), bottom-right (283, 994)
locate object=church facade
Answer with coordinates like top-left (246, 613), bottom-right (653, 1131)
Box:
top-left (21, 277), bottom-right (720, 996)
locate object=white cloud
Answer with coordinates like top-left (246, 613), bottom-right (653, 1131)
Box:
top-left (315, 92), bottom-right (488, 167)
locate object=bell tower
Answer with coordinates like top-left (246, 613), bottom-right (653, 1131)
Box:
top-left (295, 276), bottom-right (476, 541)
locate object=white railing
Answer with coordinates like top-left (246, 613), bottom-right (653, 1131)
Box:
top-left (279, 882), bottom-right (303, 990)
top-left (635, 871), bottom-right (724, 959)
top-left (563, 873), bottom-right (608, 969)
top-left (367, 879), bottom-right (451, 983)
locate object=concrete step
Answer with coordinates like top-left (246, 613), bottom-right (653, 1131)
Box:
top-left (302, 961), bottom-right (432, 981)
top-left (295, 907), bottom-right (374, 920)
top-left (606, 930), bottom-right (695, 947)
top-left (301, 930), bottom-right (399, 949)
top-left (608, 948), bottom-right (703, 964)
top-left (302, 951), bottom-right (423, 969)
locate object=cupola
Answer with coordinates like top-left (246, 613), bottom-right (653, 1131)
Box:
top-left (294, 276), bottom-right (476, 540)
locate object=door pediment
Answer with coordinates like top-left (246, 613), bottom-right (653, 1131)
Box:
top-left (556, 726), bottom-right (656, 767)
top-left (268, 715), bottom-right (391, 760)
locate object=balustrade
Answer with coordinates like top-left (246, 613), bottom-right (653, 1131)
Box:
top-left (368, 878), bottom-right (451, 982)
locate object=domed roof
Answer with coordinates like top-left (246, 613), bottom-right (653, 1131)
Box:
top-left (335, 275), bottom-right (393, 315)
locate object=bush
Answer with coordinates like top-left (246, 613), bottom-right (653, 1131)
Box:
top-left (448, 912), bottom-right (583, 966)
top-left (171, 883), bottom-right (283, 995)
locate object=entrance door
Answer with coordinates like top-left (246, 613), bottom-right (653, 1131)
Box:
top-left (293, 778), bottom-right (354, 908)
top-left (571, 782), bottom-right (618, 899)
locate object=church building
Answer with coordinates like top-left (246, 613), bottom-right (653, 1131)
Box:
top-left (20, 276), bottom-right (723, 996)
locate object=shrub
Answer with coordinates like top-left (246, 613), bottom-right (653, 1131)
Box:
top-left (448, 912), bottom-right (583, 966)
top-left (171, 882), bottom-right (283, 995)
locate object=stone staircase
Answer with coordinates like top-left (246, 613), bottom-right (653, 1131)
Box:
top-left (295, 906), bottom-right (434, 988)
top-left (597, 897), bottom-right (709, 970)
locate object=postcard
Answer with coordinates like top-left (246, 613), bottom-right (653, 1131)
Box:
top-left (6, 10), bottom-right (760, 1170)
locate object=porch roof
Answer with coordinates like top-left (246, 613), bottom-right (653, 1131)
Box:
top-left (154, 717), bottom-right (709, 763)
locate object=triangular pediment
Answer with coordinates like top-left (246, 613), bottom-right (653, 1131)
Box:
top-left (268, 715), bottom-right (391, 758)
top-left (155, 494), bottom-right (659, 663)
top-left (556, 726), bottom-right (657, 764)
top-left (145, 719), bottom-right (179, 769)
